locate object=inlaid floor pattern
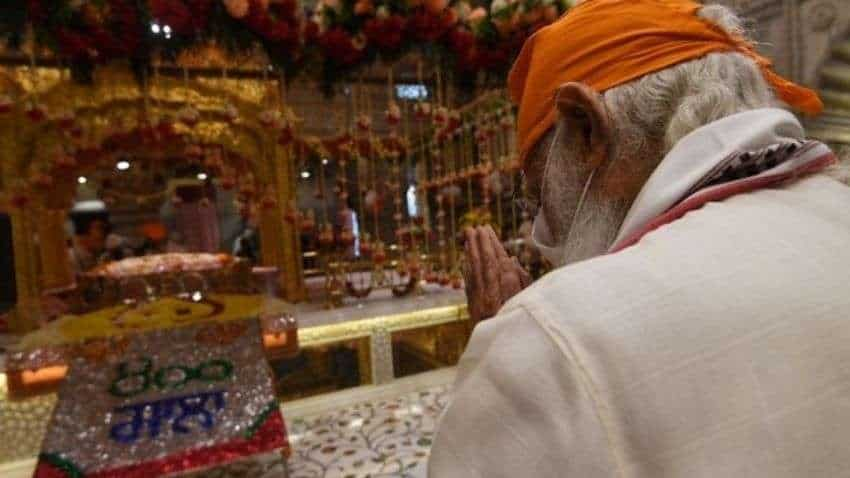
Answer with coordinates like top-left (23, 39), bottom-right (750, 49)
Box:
top-left (286, 384), bottom-right (451, 478)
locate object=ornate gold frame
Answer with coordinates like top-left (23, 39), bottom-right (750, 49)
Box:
top-left (0, 65), bottom-right (306, 333)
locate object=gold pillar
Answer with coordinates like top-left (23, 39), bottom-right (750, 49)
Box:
top-left (274, 142), bottom-right (306, 302)
top-left (255, 135), bottom-right (305, 302)
top-left (9, 209), bottom-right (42, 333)
top-left (1, 110), bottom-right (42, 333)
top-left (258, 205), bottom-right (281, 268)
top-left (38, 209), bottom-right (73, 290)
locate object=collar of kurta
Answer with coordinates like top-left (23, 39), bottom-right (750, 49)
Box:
top-left (609, 108), bottom-right (837, 253)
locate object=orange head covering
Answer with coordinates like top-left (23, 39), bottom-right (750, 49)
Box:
top-left (140, 222), bottom-right (168, 242)
top-left (508, 0), bottom-right (823, 167)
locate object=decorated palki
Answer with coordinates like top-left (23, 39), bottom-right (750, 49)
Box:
top-left (87, 253), bottom-right (234, 278)
top-left (34, 319), bottom-right (290, 478)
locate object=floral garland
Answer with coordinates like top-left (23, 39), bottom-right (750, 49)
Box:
top-left (1, 0), bottom-right (571, 88)
top-left (24, 0), bottom-right (146, 83)
top-left (4, 111), bottom-right (262, 213)
top-left (308, 0), bottom-right (570, 87)
top-left (2, 0), bottom-right (302, 81)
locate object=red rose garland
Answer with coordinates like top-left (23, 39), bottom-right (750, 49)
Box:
top-left (20, 0), bottom-right (572, 88)
top-left (148, 0), bottom-right (214, 36)
top-left (363, 14), bottom-right (407, 54)
top-left (319, 28), bottom-right (365, 67)
top-left (407, 8), bottom-right (451, 42)
top-left (241, 0), bottom-right (302, 56)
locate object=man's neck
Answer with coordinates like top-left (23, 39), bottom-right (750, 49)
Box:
top-left (561, 194), bottom-right (630, 266)
top-left (612, 108), bottom-right (805, 249)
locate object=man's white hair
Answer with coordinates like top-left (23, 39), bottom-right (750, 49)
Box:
top-left (533, 3), bottom-right (848, 266)
top-left (598, 3), bottom-right (850, 182)
top-left (530, 5), bottom-right (783, 170)
top-left (602, 5), bottom-right (777, 154)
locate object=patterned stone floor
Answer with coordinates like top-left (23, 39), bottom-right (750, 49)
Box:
top-left (286, 384), bottom-right (451, 478)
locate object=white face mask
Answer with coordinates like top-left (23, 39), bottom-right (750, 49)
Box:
top-left (531, 167), bottom-right (596, 267)
top-left (531, 211), bottom-right (564, 266)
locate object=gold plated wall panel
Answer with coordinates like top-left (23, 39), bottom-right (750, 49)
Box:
top-left (0, 64), bottom-right (307, 322)
top-left (37, 209), bottom-right (73, 291)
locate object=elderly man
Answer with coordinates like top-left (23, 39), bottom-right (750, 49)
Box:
top-left (429, 0), bottom-right (850, 476)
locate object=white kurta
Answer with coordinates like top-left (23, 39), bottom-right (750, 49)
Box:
top-left (429, 109), bottom-right (850, 477)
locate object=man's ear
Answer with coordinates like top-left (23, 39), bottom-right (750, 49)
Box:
top-left (555, 82), bottom-right (612, 170)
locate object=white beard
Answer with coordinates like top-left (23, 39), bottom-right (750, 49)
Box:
top-left (557, 195), bottom-right (626, 267)
top-left (534, 122), bottom-right (637, 268)
top-left (536, 142), bottom-right (629, 267)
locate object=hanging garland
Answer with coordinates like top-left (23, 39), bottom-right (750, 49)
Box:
top-left (0, 0), bottom-right (572, 89)
top-left (308, 0), bottom-right (570, 90)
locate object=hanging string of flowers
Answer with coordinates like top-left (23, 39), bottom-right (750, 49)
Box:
top-left (1, 0), bottom-right (572, 89)
top-left (306, 0), bottom-right (572, 90)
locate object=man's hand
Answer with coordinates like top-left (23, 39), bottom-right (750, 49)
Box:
top-left (463, 226), bottom-right (532, 323)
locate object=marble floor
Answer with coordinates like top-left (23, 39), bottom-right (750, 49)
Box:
top-left (282, 368), bottom-right (455, 478)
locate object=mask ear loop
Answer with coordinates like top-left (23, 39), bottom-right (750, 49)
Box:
top-left (537, 119), bottom-right (565, 217)
top-left (563, 167), bottom-right (596, 247)
top-left (528, 120), bottom-right (567, 265)
top-left (536, 118), bottom-right (598, 256)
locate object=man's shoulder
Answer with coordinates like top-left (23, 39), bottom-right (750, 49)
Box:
top-left (506, 173), bottom-right (850, 323)
top-left (503, 249), bottom-right (652, 324)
